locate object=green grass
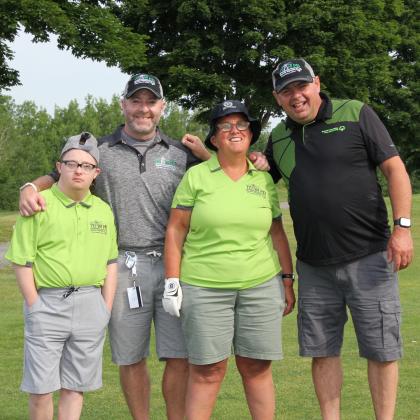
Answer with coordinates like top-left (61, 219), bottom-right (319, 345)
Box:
top-left (0, 211), bottom-right (18, 242)
top-left (0, 196), bottom-right (419, 419)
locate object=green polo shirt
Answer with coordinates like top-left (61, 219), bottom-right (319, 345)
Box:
top-left (172, 154), bottom-right (281, 289)
top-left (6, 184), bottom-right (118, 289)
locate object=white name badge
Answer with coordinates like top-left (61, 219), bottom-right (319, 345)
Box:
top-left (127, 285), bottom-right (143, 309)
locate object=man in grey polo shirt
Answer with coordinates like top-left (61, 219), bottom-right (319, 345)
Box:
top-left (19, 74), bottom-right (211, 420)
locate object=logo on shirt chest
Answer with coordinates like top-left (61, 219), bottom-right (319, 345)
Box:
top-left (90, 220), bottom-right (108, 235)
top-left (155, 157), bottom-right (178, 171)
top-left (246, 184), bottom-right (267, 199)
top-left (321, 125), bottom-right (346, 134)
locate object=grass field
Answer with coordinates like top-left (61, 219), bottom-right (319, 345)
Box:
top-left (0, 194), bottom-right (419, 419)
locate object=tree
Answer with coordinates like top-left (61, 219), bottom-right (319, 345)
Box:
top-left (0, 0), bottom-right (148, 89)
top-left (2, 1), bottom-right (418, 172)
top-left (109, 0), bottom-right (419, 171)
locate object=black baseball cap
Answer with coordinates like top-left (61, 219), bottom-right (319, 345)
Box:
top-left (123, 74), bottom-right (164, 99)
top-left (204, 100), bottom-right (261, 151)
top-left (272, 59), bottom-right (315, 92)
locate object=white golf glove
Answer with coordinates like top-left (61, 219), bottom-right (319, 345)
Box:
top-left (162, 277), bottom-right (183, 317)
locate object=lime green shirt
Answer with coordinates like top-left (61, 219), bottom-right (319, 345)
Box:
top-left (6, 184), bottom-right (118, 289)
top-left (172, 154), bottom-right (281, 289)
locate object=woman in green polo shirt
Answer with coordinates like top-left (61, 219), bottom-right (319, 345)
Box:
top-left (163, 100), bottom-right (295, 419)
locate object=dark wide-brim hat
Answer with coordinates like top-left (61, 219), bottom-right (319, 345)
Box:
top-left (204, 100), bottom-right (261, 151)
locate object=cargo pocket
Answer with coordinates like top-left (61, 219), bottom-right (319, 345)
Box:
top-left (380, 300), bottom-right (401, 348)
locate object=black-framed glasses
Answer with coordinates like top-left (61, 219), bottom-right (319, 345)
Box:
top-left (216, 121), bottom-right (251, 132)
top-left (61, 160), bottom-right (97, 173)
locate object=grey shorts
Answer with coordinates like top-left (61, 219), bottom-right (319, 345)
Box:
top-left (297, 251), bottom-right (402, 362)
top-left (22, 287), bottom-right (110, 394)
top-left (108, 251), bottom-right (187, 365)
top-left (181, 276), bottom-right (285, 365)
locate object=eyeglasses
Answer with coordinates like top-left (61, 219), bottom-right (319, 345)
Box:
top-left (61, 160), bottom-right (97, 173)
top-left (216, 121), bottom-right (251, 132)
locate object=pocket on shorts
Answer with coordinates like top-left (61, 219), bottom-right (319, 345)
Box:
top-left (380, 300), bottom-right (401, 348)
top-left (24, 295), bottom-right (44, 316)
top-left (99, 294), bottom-right (111, 318)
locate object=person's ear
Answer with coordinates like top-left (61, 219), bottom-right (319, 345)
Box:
top-left (56, 161), bottom-right (62, 175)
top-left (93, 167), bottom-right (101, 180)
top-left (272, 90), bottom-right (283, 107)
top-left (210, 136), bottom-right (218, 150)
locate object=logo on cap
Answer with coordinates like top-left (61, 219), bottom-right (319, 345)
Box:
top-left (134, 74), bottom-right (156, 86)
top-left (279, 63), bottom-right (302, 77)
top-left (222, 101), bottom-right (236, 110)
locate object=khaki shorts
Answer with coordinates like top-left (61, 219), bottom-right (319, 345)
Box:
top-left (22, 287), bottom-right (110, 394)
top-left (181, 276), bottom-right (285, 365)
top-left (297, 251), bottom-right (402, 362)
top-left (109, 252), bottom-right (187, 365)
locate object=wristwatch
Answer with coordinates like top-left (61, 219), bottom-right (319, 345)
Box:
top-left (281, 273), bottom-right (295, 282)
top-left (394, 217), bottom-right (411, 228)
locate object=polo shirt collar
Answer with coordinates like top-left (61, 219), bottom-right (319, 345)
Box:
top-left (51, 184), bottom-right (93, 208)
top-left (207, 153), bottom-right (257, 175)
top-left (109, 125), bottom-right (169, 148)
top-left (285, 92), bottom-right (332, 130)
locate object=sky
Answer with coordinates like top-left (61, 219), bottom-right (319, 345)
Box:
top-left (4, 29), bottom-right (281, 128)
top-left (5, 30), bottom-right (128, 114)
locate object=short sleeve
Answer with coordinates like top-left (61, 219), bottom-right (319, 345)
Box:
top-left (107, 211), bottom-right (119, 264)
top-left (5, 214), bottom-right (40, 266)
top-left (359, 105), bottom-right (399, 165)
top-left (266, 174), bottom-right (282, 219)
top-left (171, 169), bottom-right (196, 209)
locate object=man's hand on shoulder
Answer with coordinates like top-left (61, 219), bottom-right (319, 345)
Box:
top-left (387, 227), bottom-right (413, 271)
top-left (249, 151), bottom-right (270, 171)
top-left (182, 134), bottom-right (211, 161)
top-left (19, 184), bottom-right (46, 216)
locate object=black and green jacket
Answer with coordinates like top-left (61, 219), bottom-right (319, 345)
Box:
top-left (266, 93), bottom-right (399, 266)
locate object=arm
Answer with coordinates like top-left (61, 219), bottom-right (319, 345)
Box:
top-left (164, 208), bottom-right (192, 278)
top-left (13, 264), bottom-right (38, 307)
top-left (380, 156), bottom-right (413, 271)
top-left (19, 175), bottom-right (55, 216)
top-left (101, 262), bottom-right (118, 312)
top-left (181, 133), bottom-right (212, 161)
top-left (270, 218), bottom-right (295, 316)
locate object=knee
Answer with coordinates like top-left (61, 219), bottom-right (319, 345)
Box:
top-left (190, 361), bottom-right (227, 384)
top-left (235, 356), bottom-right (271, 380)
top-left (120, 359), bottom-right (147, 376)
top-left (29, 393), bottom-right (52, 407)
top-left (166, 358), bottom-right (189, 375)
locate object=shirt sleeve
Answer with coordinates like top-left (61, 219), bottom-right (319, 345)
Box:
top-left (265, 135), bottom-right (283, 183)
top-left (5, 214), bottom-right (40, 266)
top-left (359, 104), bottom-right (399, 165)
top-left (171, 169), bottom-right (196, 209)
top-left (107, 211), bottom-right (119, 264)
top-left (266, 174), bottom-right (282, 219)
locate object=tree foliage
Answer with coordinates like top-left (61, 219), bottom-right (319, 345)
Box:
top-left (1, 0), bottom-right (418, 172)
top-left (109, 0), bottom-right (419, 171)
top-left (0, 0), bottom-right (148, 89)
top-left (0, 95), bottom-right (217, 210)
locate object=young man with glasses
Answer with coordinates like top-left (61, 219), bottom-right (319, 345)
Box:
top-left (7, 133), bottom-right (118, 420)
top-left (18, 74), bottom-right (211, 420)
